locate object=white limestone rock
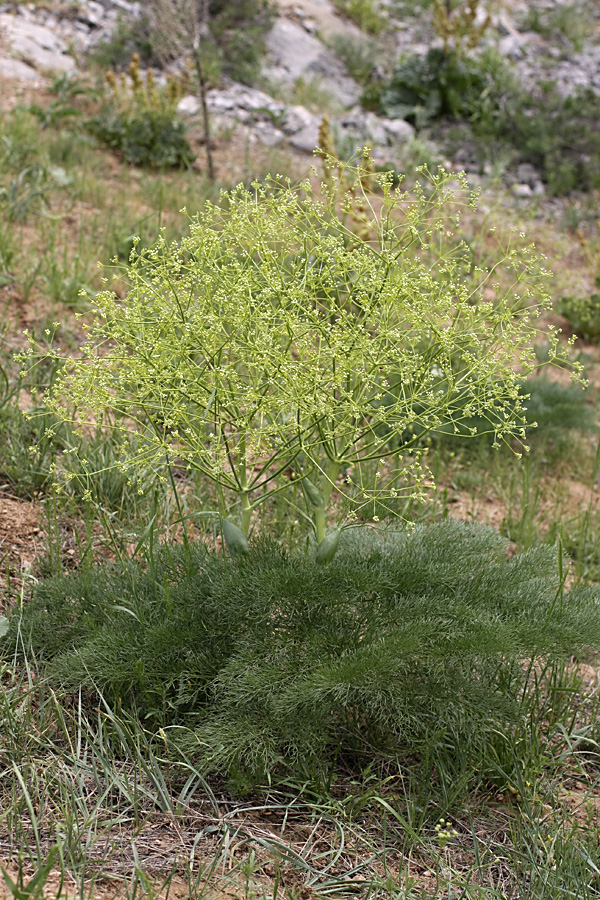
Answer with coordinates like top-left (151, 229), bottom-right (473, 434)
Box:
top-left (0, 13), bottom-right (76, 72)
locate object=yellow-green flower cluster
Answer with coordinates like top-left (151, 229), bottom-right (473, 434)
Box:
top-left (33, 161), bottom-right (579, 536)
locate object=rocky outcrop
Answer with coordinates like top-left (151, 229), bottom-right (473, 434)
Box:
top-left (178, 83), bottom-right (415, 158)
top-left (0, 0), bottom-right (140, 79)
top-left (272, 0), bottom-right (363, 40)
top-left (262, 18), bottom-right (360, 109)
top-left (1, 0), bottom-right (598, 179)
top-left (0, 10), bottom-right (76, 74)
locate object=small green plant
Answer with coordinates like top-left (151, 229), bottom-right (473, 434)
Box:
top-left (64, 426), bottom-right (160, 514)
top-left (0, 161), bottom-right (75, 224)
top-left (87, 13), bottom-right (158, 71)
top-left (27, 162), bottom-right (578, 549)
top-left (0, 108), bottom-right (42, 174)
top-left (381, 47), bottom-right (489, 126)
top-left (27, 74), bottom-right (97, 130)
top-left (0, 346), bottom-right (73, 499)
top-left (87, 56), bottom-right (194, 168)
top-left (0, 392), bottom-right (73, 501)
top-left (360, 81), bottom-right (383, 112)
top-left (575, 220), bottom-right (600, 288)
top-left (0, 166), bottom-right (48, 223)
top-left (1, 847), bottom-right (60, 900)
top-left (0, 221), bottom-right (16, 282)
top-left (332, 0), bottom-right (387, 35)
top-left (0, 389), bottom-right (157, 511)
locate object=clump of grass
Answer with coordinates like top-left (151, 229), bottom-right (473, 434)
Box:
top-left (327, 33), bottom-right (379, 86)
top-left (0, 405), bottom-right (69, 499)
top-left (1, 644), bottom-right (600, 898)
top-left (9, 520), bottom-right (600, 782)
top-left (332, 0), bottom-right (387, 34)
top-left (287, 76), bottom-right (339, 114)
top-left (521, 2), bottom-right (594, 53)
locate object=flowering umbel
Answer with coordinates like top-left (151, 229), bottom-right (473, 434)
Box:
top-left (28, 161), bottom-right (579, 540)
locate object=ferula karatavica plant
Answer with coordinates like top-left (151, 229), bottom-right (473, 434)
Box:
top-left (27, 158), bottom-right (579, 547)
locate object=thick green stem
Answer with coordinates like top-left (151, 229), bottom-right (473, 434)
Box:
top-left (314, 458), bottom-right (342, 544)
top-left (240, 491), bottom-right (252, 535)
top-left (237, 431), bottom-right (252, 535)
top-left (314, 506), bottom-right (327, 546)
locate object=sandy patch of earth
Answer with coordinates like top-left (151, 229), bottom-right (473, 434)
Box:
top-left (0, 865), bottom-right (244, 900)
top-left (0, 495), bottom-right (42, 607)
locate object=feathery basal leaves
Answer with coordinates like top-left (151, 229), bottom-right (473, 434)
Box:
top-left (11, 521), bottom-right (600, 777)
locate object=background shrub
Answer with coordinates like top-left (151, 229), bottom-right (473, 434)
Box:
top-left (519, 378), bottom-right (596, 435)
top-left (87, 57), bottom-right (194, 168)
top-left (381, 48), bottom-right (487, 125)
top-left (87, 14), bottom-right (159, 71)
top-left (431, 377), bottom-right (595, 446)
top-left (89, 109), bottom-right (193, 168)
top-left (558, 293), bottom-right (600, 341)
top-left (486, 84), bottom-right (600, 196)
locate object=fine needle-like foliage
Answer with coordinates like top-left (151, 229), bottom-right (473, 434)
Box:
top-left (25, 159), bottom-right (578, 544)
top-left (10, 520), bottom-right (600, 779)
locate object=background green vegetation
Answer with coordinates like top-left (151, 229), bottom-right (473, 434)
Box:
top-left (90, 0), bottom-right (274, 85)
